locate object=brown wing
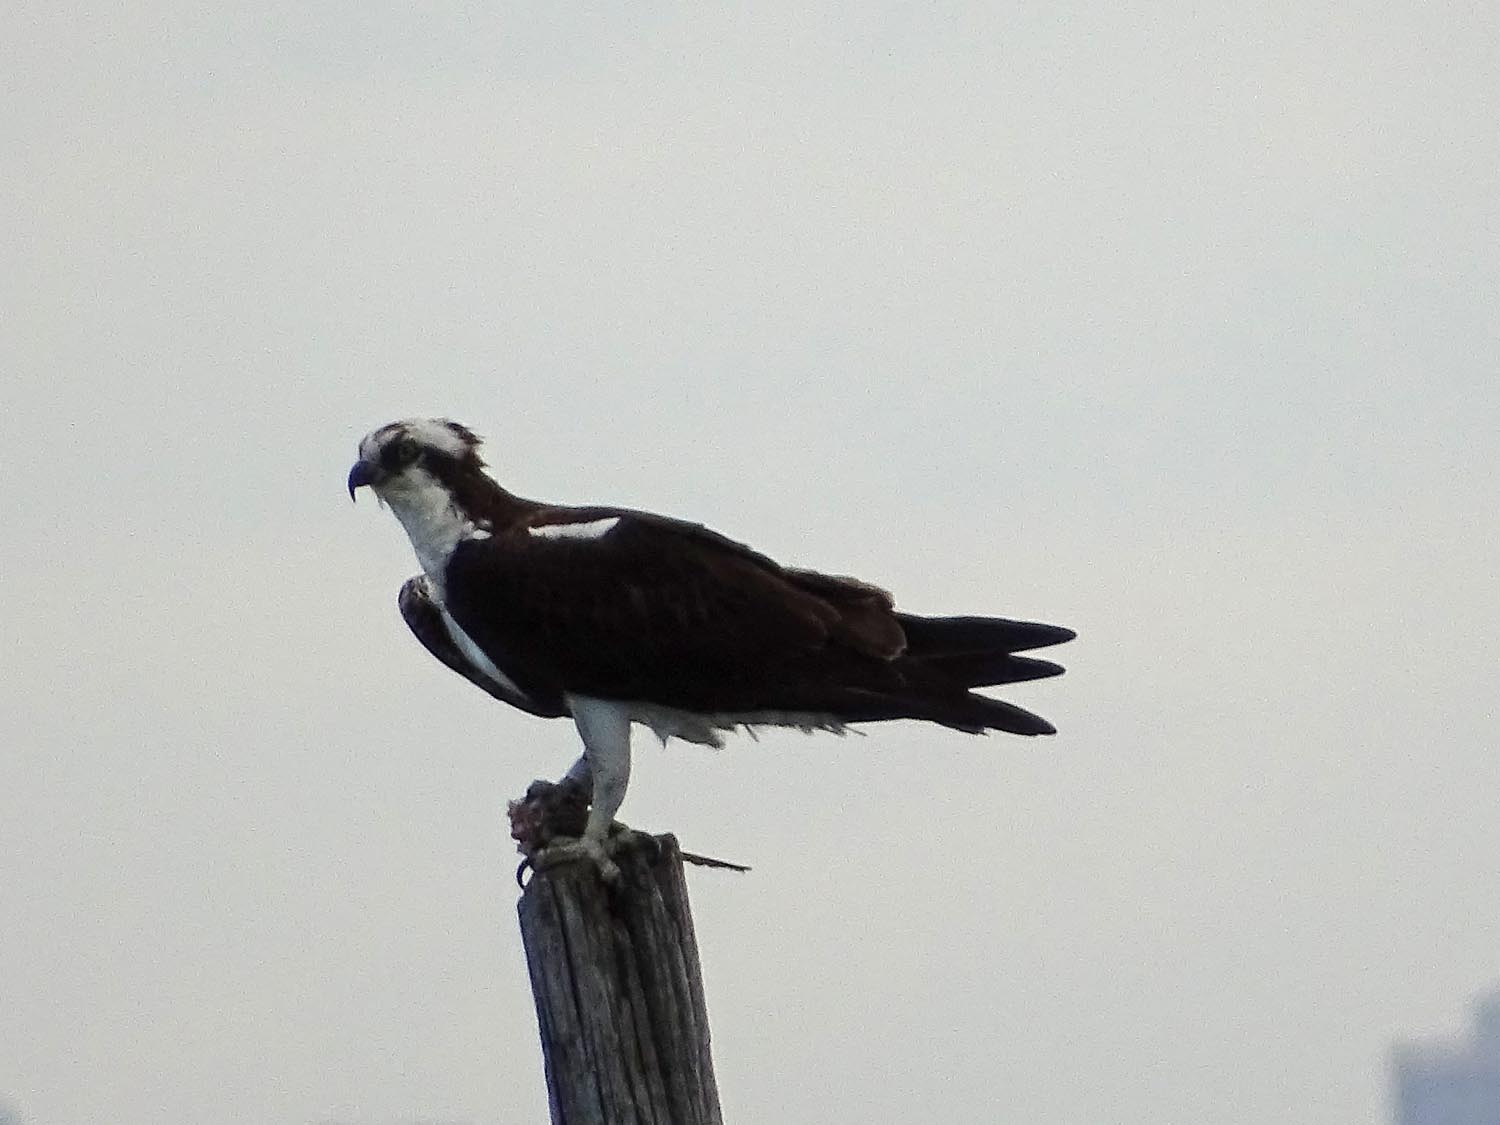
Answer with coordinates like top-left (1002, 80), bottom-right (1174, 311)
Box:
top-left (440, 512), bottom-right (909, 714)
top-left (442, 508), bottom-right (1070, 734)
top-left (397, 574), bottom-right (567, 718)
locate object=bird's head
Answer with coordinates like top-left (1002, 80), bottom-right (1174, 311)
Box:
top-left (347, 418), bottom-right (487, 505)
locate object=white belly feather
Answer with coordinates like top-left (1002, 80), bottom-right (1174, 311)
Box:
top-left (602, 699), bottom-right (850, 748)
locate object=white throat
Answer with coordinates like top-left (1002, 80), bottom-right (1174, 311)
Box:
top-left (379, 472), bottom-right (476, 595)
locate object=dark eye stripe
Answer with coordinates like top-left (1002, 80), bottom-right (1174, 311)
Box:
top-left (381, 437), bottom-right (420, 469)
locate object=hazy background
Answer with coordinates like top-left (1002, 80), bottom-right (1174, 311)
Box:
top-left (4, 3), bottom-right (1497, 1122)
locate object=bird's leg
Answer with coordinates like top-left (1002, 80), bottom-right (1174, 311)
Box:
top-left (578, 709), bottom-right (631, 846)
top-left (562, 752), bottom-right (593, 792)
top-left (529, 697), bottom-right (635, 881)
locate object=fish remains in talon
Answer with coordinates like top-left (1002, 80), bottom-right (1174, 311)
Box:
top-left (348, 417), bottom-right (1075, 869)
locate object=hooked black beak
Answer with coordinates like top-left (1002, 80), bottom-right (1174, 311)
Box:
top-left (347, 460), bottom-right (381, 501)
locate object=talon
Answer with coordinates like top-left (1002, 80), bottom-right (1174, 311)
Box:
top-left (530, 834), bottom-right (622, 883)
top-left (608, 823), bottom-right (660, 862)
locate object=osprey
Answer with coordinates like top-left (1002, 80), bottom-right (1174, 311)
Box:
top-left (348, 418), bottom-right (1073, 872)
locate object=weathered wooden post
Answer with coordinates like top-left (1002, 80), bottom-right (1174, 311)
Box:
top-left (512, 781), bottom-right (730, 1125)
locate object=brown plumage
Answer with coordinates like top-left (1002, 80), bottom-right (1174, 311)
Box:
top-left (354, 417), bottom-right (1073, 738)
top-left (353, 416), bottom-right (1075, 861)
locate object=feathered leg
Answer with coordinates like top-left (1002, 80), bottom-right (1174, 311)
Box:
top-left (531, 695), bottom-right (635, 880)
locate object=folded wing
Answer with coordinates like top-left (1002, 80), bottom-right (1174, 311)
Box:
top-left (435, 511), bottom-right (1072, 735)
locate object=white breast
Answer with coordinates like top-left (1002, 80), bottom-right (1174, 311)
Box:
top-left (381, 469), bottom-right (482, 595)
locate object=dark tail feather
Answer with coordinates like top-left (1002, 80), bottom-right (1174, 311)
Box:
top-left (898, 613), bottom-right (1076, 656)
top-left (838, 688), bottom-right (1059, 736)
top-left (932, 692), bottom-right (1058, 736)
top-left (826, 612), bottom-right (1071, 736)
top-left (883, 612), bottom-right (1072, 733)
top-left (920, 652), bottom-right (1066, 688)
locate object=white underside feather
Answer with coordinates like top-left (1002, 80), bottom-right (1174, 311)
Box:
top-left (612, 700), bottom-right (850, 748)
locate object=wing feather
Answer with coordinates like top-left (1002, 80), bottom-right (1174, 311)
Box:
top-left (441, 514), bottom-right (900, 712)
top-left (397, 575), bottom-right (566, 717)
top-left (436, 509), bottom-right (1070, 735)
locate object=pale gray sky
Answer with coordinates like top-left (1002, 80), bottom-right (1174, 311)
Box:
top-left (4, 3), bottom-right (1498, 1123)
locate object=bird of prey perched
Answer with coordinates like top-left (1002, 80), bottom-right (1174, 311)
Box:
top-left (348, 418), bottom-right (1073, 873)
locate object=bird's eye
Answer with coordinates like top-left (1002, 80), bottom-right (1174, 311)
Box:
top-left (394, 438), bottom-right (420, 465)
